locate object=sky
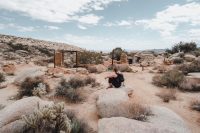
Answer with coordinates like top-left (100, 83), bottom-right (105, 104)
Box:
top-left (0, 0), bottom-right (200, 51)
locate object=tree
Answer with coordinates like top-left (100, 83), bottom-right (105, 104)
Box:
top-left (111, 47), bottom-right (127, 61)
top-left (166, 42), bottom-right (198, 54)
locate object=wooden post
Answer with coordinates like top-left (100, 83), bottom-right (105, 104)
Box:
top-left (62, 50), bottom-right (64, 67)
top-left (54, 50), bottom-right (56, 68)
top-left (76, 51), bottom-right (78, 67)
top-left (112, 50), bottom-right (114, 67)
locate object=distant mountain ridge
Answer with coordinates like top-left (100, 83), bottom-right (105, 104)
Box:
top-left (0, 34), bottom-right (83, 51)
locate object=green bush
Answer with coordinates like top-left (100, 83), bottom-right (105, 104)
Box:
top-left (78, 51), bottom-right (103, 65)
top-left (166, 42), bottom-right (197, 54)
top-left (110, 47), bottom-right (127, 61)
top-left (7, 42), bottom-right (30, 52)
top-left (18, 77), bottom-right (50, 98)
top-left (56, 76), bottom-right (97, 103)
top-left (152, 70), bottom-right (184, 88)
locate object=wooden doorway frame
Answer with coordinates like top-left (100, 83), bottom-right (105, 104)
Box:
top-left (54, 50), bottom-right (79, 68)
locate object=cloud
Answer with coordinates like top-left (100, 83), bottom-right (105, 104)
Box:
top-left (104, 20), bottom-right (134, 27)
top-left (0, 0), bottom-right (126, 24)
top-left (136, 2), bottom-right (200, 36)
top-left (47, 33), bottom-right (159, 51)
top-left (75, 14), bottom-right (103, 25)
top-left (77, 24), bottom-right (87, 30)
top-left (0, 23), bottom-right (36, 32)
top-left (189, 29), bottom-right (200, 40)
top-left (44, 25), bottom-right (60, 30)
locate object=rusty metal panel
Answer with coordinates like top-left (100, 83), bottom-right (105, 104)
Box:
top-left (54, 51), bottom-right (63, 67)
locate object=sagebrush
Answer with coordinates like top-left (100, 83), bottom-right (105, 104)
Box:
top-left (127, 102), bottom-right (152, 121)
top-left (78, 51), bottom-right (103, 65)
top-left (179, 79), bottom-right (200, 92)
top-left (156, 89), bottom-right (177, 103)
top-left (152, 70), bottom-right (184, 88)
top-left (178, 60), bottom-right (200, 74)
top-left (18, 77), bottom-right (50, 98)
top-left (56, 76), bottom-right (97, 103)
top-left (190, 100), bottom-right (200, 112)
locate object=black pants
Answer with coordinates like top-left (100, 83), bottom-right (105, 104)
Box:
top-left (108, 77), bottom-right (121, 88)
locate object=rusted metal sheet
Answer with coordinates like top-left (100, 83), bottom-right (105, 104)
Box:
top-left (54, 51), bottom-right (63, 67)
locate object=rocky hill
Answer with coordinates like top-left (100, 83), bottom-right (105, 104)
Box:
top-left (0, 34), bottom-right (82, 51)
top-left (0, 34), bottom-right (82, 65)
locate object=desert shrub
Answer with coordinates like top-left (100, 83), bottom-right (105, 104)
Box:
top-left (152, 70), bottom-right (184, 88)
top-left (0, 104), bottom-right (5, 110)
top-left (190, 100), bottom-right (200, 112)
top-left (56, 79), bottom-right (83, 103)
top-left (179, 79), bottom-right (200, 92)
top-left (56, 76), bottom-right (97, 103)
top-left (173, 58), bottom-right (184, 64)
top-left (66, 111), bottom-right (96, 133)
top-left (22, 102), bottom-right (72, 133)
top-left (78, 51), bottom-right (103, 65)
top-left (7, 42), bottom-right (30, 52)
top-left (156, 89), bottom-right (176, 103)
top-left (178, 60), bottom-right (200, 74)
top-left (127, 102), bottom-right (152, 121)
top-left (166, 42), bottom-right (197, 54)
top-left (18, 77), bottom-right (50, 98)
top-left (0, 72), bottom-right (5, 83)
top-left (154, 65), bottom-right (167, 73)
top-left (35, 47), bottom-right (53, 56)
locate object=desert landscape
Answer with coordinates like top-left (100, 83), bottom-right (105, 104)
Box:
top-left (0, 34), bottom-right (200, 133)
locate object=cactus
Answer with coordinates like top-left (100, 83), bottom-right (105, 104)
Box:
top-left (32, 83), bottom-right (47, 97)
top-left (22, 102), bottom-right (72, 133)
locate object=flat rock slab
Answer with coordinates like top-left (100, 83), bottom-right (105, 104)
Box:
top-left (98, 106), bottom-right (190, 133)
top-left (97, 88), bottom-right (129, 118)
top-left (188, 73), bottom-right (200, 79)
top-left (0, 96), bottom-right (53, 128)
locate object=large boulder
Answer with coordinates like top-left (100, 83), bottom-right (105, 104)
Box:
top-left (14, 67), bottom-right (45, 85)
top-left (87, 64), bottom-right (107, 73)
top-left (76, 67), bottom-right (88, 74)
top-left (0, 97), bottom-right (52, 127)
top-left (97, 89), bottom-right (129, 118)
top-left (184, 54), bottom-right (197, 62)
top-left (113, 64), bottom-right (132, 72)
top-left (98, 106), bottom-right (190, 133)
top-left (0, 120), bottom-right (26, 133)
top-left (170, 52), bottom-right (184, 58)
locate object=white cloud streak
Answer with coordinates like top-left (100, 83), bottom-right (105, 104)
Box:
top-left (44, 25), bottom-right (60, 30)
top-left (104, 20), bottom-right (134, 27)
top-left (0, 23), bottom-right (36, 32)
top-left (0, 0), bottom-right (126, 25)
top-left (136, 2), bottom-right (200, 36)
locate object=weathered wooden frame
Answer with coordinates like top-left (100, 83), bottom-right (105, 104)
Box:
top-left (54, 50), bottom-right (79, 68)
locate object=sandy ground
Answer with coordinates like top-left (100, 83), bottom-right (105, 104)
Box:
top-left (0, 64), bottom-right (199, 133)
